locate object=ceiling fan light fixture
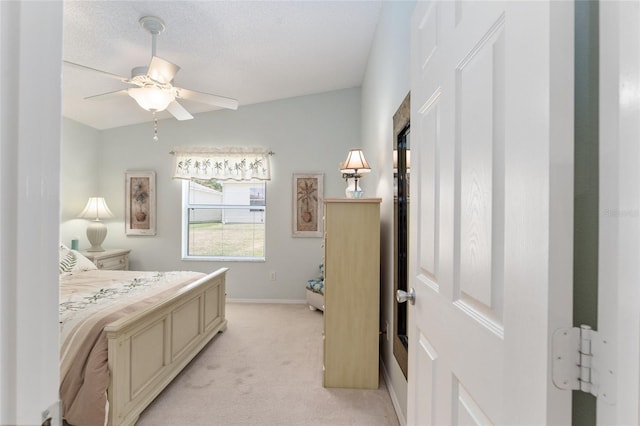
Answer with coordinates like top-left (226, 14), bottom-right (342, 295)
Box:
top-left (128, 86), bottom-right (175, 112)
top-left (64, 13), bottom-right (238, 128)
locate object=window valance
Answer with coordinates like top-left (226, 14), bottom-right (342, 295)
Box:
top-left (172, 146), bottom-right (272, 181)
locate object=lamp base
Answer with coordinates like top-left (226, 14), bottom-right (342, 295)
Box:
top-left (345, 178), bottom-right (364, 199)
top-left (86, 220), bottom-right (107, 252)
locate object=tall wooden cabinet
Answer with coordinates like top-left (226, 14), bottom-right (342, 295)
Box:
top-left (323, 198), bottom-right (381, 389)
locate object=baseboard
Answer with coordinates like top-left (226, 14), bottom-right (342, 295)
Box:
top-left (381, 359), bottom-right (407, 426)
top-left (226, 298), bottom-right (307, 304)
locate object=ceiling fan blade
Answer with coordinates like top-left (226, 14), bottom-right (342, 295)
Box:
top-left (176, 88), bottom-right (239, 110)
top-left (64, 60), bottom-right (131, 83)
top-left (148, 56), bottom-right (180, 84)
top-left (84, 89), bottom-right (129, 100)
top-left (166, 101), bottom-right (194, 121)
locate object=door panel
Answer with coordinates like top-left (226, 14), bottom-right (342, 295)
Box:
top-left (408, 1), bottom-right (574, 424)
top-left (417, 93), bottom-right (439, 284)
top-left (454, 380), bottom-right (493, 426)
top-left (414, 332), bottom-right (438, 424)
top-left (456, 11), bottom-right (505, 330)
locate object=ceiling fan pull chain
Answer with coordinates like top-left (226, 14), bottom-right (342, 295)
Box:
top-left (151, 32), bottom-right (157, 57)
top-left (153, 112), bottom-right (159, 142)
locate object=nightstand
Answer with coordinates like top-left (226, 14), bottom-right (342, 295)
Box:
top-left (81, 248), bottom-right (131, 271)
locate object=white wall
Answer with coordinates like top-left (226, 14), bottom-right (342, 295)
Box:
top-left (61, 88), bottom-right (361, 301)
top-left (0, 1), bottom-right (62, 424)
top-left (361, 1), bottom-right (415, 424)
top-left (60, 118), bottom-right (101, 246)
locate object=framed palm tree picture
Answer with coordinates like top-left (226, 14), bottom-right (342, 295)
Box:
top-left (292, 173), bottom-right (323, 237)
top-left (125, 170), bottom-right (156, 235)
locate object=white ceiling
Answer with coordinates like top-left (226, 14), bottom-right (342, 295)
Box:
top-left (62, 1), bottom-right (382, 130)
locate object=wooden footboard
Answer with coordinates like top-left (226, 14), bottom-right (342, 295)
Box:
top-left (104, 268), bottom-right (228, 426)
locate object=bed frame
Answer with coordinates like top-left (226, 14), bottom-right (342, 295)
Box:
top-left (104, 267), bottom-right (228, 426)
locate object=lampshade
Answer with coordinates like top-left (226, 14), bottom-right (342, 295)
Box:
top-left (128, 86), bottom-right (175, 112)
top-left (78, 197), bottom-right (115, 220)
top-left (393, 149), bottom-right (411, 170)
top-left (340, 149), bottom-right (371, 198)
top-left (78, 197), bottom-right (114, 252)
top-left (340, 149), bottom-right (371, 174)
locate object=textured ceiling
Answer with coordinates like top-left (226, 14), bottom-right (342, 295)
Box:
top-left (62, 1), bottom-right (382, 130)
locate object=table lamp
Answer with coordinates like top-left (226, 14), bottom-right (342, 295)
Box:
top-left (340, 149), bottom-right (371, 198)
top-left (78, 197), bottom-right (115, 252)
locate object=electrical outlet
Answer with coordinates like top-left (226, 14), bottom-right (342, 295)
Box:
top-left (270, 271), bottom-right (277, 282)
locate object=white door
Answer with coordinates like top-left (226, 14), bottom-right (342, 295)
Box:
top-left (597, 2), bottom-right (640, 425)
top-left (407, 1), bottom-right (574, 424)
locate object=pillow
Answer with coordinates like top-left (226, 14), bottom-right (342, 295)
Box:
top-left (59, 244), bottom-right (97, 274)
top-left (307, 278), bottom-right (324, 294)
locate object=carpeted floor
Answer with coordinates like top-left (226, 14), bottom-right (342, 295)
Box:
top-left (136, 302), bottom-right (400, 426)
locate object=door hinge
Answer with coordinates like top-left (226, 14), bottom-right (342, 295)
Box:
top-left (552, 325), bottom-right (615, 404)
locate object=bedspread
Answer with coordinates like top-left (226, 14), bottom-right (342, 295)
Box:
top-left (59, 269), bottom-right (206, 426)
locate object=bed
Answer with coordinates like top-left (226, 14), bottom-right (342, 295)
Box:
top-left (305, 263), bottom-right (324, 311)
top-left (59, 246), bottom-right (228, 426)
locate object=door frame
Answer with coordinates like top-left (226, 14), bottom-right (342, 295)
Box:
top-left (597, 1), bottom-right (640, 424)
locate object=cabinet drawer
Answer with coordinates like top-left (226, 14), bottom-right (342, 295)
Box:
top-left (97, 255), bottom-right (128, 270)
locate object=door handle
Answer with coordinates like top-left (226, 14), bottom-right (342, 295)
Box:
top-left (396, 288), bottom-right (415, 305)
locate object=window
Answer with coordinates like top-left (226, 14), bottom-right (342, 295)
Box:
top-left (182, 179), bottom-right (266, 261)
top-left (173, 146), bottom-right (271, 261)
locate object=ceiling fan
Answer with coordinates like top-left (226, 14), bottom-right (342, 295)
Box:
top-left (64, 16), bottom-right (238, 139)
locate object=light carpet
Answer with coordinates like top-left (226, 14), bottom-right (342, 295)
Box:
top-left (136, 302), bottom-right (400, 426)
